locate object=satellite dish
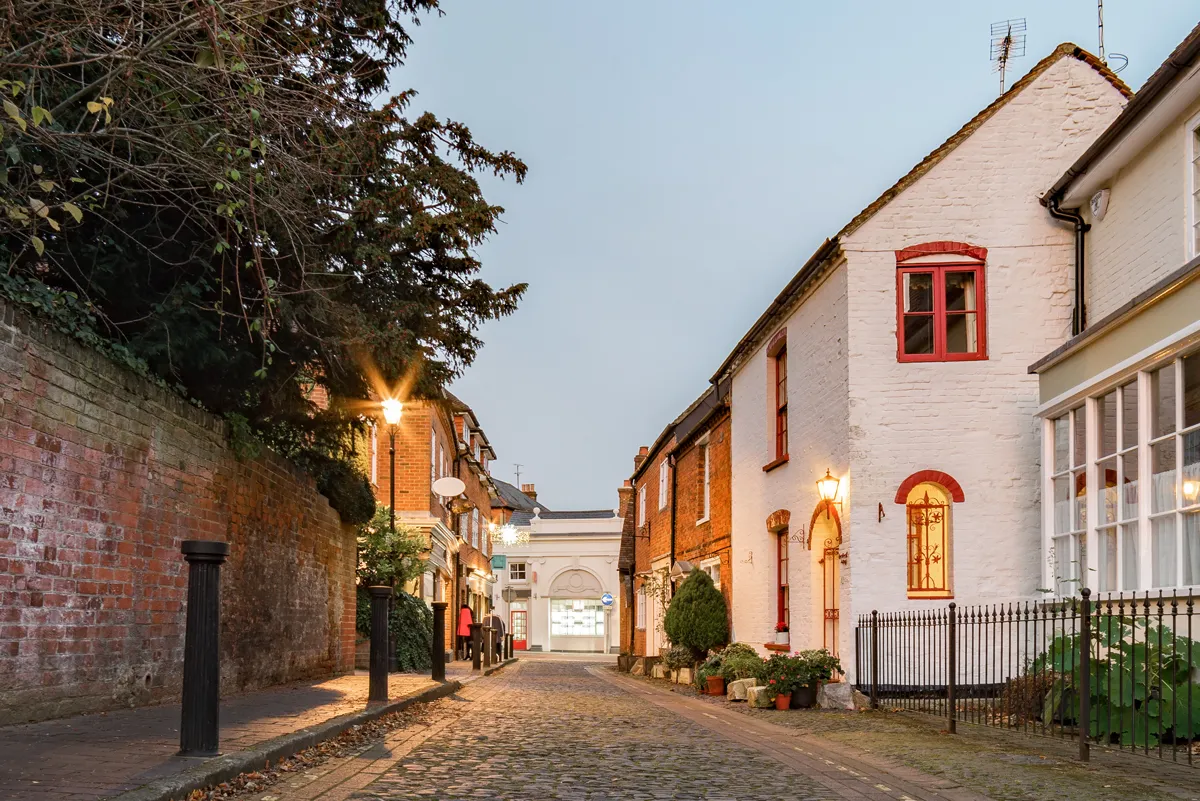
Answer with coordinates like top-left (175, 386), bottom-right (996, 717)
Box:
top-left (432, 476), bottom-right (466, 497)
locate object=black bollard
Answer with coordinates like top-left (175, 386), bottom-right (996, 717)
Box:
top-left (482, 625), bottom-right (493, 668)
top-left (506, 633), bottom-right (513, 660)
top-left (431, 602), bottom-right (447, 682)
top-left (179, 540), bottom-right (230, 757)
top-left (470, 622), bottom-right (482, 670)
top-left (368, 586), bottom-right (393, 703)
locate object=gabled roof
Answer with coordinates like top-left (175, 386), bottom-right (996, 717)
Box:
top-left (712, 44), bottom-right (1129, 383)
top-left (492, 479), bottom-right (546, 513)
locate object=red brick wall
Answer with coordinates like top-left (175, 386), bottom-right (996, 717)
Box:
top-left (0, 301), bottom-right (357, 725)
top-left (673, 411), bottom-right (733, 620)
top-left (629, 440), bottom-right (674, 657)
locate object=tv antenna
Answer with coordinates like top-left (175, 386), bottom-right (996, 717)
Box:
top-left (990, 18), bottom-right (1027, 94)
top-left (1097, 1), bottom-right (1130, 73)
top-left (514, 463), bottom-right (523, 485)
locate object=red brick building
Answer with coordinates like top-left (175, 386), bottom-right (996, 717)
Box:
top-left (619, 380), bottom-right (732, 661)
top-left (365, 389), bottom-right (499, 658)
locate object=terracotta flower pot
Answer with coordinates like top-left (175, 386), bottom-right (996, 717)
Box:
top-left (706, 675), bottom-right (726, 696)
top-left (774, 692), bottom-right (792, 710)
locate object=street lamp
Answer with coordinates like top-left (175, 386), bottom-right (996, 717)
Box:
top-left (381, 399), bottom-right (403, 537)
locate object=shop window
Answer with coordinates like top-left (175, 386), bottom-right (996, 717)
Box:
top-left (551, 599), bottom-right (605, 637)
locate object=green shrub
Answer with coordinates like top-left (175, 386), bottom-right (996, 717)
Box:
top-left (719, 645), bottom-right (764, 682)
top-left (796, 648), bottom-right (843, 683)
top-left (354, 589), bottom-right (433, 673)
top-left (695, 651), bottom-right (724, 690)
top-left (390, 591), bottom-right (434, 672)
top-left (662, 644), bottom-right (695, 672)
top-left (663, 570), bottom-right (728, 659)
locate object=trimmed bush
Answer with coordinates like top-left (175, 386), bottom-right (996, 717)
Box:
top-left (663, 570), bottom-right (728, 659)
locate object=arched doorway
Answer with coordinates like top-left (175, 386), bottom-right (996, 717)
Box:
top-left (548, 568), bottom-right (608, 653)
top-left (809, 504), bottom-right (843, 655)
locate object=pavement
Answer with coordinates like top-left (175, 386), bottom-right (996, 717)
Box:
top-left (0, 672), bottom-right (447, 801)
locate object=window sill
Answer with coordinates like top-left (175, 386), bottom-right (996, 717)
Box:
top-left (764, 642), bottom-right (790, 652)
top-left (762, 455), bottom-right (790, 473)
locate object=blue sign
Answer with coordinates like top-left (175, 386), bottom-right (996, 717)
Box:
top-left (491, 555), bottom-right (507, 570)
top-left (601, 592), bottom-right (614, 607)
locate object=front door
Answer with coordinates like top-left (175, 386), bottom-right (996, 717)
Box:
top-left (510, 610), bottom-right (528, 650)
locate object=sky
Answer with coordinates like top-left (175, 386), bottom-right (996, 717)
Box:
top-left (395, 1), bottom-right (1198, 510)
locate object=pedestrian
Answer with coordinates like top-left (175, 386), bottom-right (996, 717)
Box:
top-left (485, 610), bottom-right (505, 660)
top-left (457, 603), bottom-right (474, 660)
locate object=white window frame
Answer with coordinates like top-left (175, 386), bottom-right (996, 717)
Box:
top-left (658, 460), bottom-right (668, 510)
top-left (636, 586), bottom-right (647, 629)
top-left (638, 485), bottom-right (646, 526)
top-left (1044, 348), bottom-right (1200, 595)
top-left (1188, 110), bottom-right (1200, 260)
top-left (697, 437), bottom-right (711, 525)
top-left (509, 561), bottom-right (527, 581)
top-left (699, 556), bottom-right (721, 590)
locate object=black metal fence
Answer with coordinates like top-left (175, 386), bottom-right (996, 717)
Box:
top-left (854, 589), bottom-right (1200, 766)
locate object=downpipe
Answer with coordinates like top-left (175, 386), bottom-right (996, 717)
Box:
top-left (1047, 194), bottom-right (1090, 336)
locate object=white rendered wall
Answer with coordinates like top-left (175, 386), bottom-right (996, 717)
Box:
top-left (729, 265), bottom-right (850, 656)
top-left (728, 54), bottom-right (1126, 676)
top-left (1083, 95), bottom-right (1200, 321)
top-left (841, 55), bottom-right (1126, 636)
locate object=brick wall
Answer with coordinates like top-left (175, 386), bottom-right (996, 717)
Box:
top-left (673, 411), bottom-right (733, 628)
top-left (0, 300), bottom-right (357, 725)
top-left (630, 440), bottom-right (674, 657)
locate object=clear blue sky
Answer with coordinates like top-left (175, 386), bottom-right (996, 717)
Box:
top-left (397, 1), bottom-right (1197, 510)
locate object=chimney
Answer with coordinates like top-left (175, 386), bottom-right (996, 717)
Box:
top-left (617, 479), bottom-right (634, 517)
top-left (633, 445), bottom-right (649, 472)
top-left (521, 483), bottom-right (537, 501)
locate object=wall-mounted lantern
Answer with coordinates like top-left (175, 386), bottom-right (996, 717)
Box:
top-left (816, 468), bottom-right (841, 519)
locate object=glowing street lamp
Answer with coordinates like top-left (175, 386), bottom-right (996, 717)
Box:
top-left (380, 398), bottom-right (404, 537)
top-left (816, 468), bottom-right (841, 519)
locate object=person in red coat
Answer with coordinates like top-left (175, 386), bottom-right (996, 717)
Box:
top-left (457, 603), bottom-right (474, 660)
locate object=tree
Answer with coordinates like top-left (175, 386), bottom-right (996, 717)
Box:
top-left (356, 506), bottom-right (428, 589)
top-left (0, 0), bottom-right (526, 484)
top-left (663, 570), bottom-right (728, 659)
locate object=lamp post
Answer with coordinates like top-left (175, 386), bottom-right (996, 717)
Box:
top-left (381, 398), bottom-right (403, 673)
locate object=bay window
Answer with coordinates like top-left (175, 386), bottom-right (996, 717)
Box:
top-left (1047, 350), bottom-right (1200, 593)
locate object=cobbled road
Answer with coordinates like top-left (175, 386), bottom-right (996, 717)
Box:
top-left (350, 658), bottom-right (836, 801)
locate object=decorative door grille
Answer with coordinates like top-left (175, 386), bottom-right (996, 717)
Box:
top-left (906, 492), bottom-right (948, 596)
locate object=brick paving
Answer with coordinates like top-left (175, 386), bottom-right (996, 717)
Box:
top-left (0, 673), bottom-right (436, 801)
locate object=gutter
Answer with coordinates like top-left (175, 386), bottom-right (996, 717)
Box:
top-left (710, 237), bottom-right (840, 383)
top-left (1046, 195), bottom-right (1090, 336)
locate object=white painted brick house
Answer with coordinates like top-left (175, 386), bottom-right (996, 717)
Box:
top-left (1032, 24), bottom-right (1200, 599)
top-left (715, 45), bottom-right (1129, 673)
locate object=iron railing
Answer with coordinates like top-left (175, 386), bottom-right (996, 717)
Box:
top-left (854, 589), bottom-right (1200, 766)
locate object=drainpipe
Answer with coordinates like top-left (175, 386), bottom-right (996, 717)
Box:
top-left (668, 453), bottom-right (677, 597)
top-left (1047, 195), bottom-right (1091, 336)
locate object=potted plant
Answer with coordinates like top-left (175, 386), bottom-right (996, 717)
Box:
top-left (791, 649), bottom-right (843, 707)
top-left (695, 652), bottom-right (725, 695)
top-left (774, 622), bottom-right (789, 645)
top-left (761, 653), bottom-right (806, 710)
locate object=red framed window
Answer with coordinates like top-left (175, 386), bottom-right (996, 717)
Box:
top-left (774, 347), bottom-right (788, 459)
top-left (896, 263), bottom-right (987, 362)
top-left (777, 529), bottom-right (790, 630)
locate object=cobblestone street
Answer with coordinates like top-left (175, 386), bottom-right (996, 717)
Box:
top-left (350, 658), bottom-right (837, 801)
